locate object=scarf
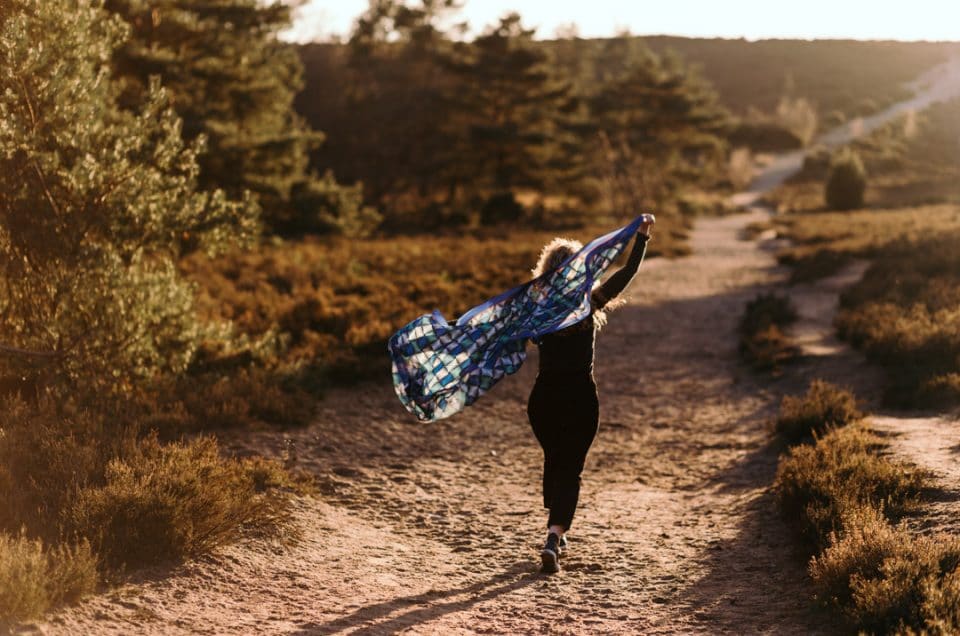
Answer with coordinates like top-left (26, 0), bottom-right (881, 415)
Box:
top-left (388, 215), bottom-right (647, 422)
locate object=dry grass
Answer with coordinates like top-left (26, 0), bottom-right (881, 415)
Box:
top-left (774, 423), bottom-right (925, 550)
top-left (738, 292), bottom-right (799, 371)
top-left (180, 217), bottom-right (687, 404)
top-left (775, 380), bottom-right (861, 444)
top-left (0, 534), bottom-right (97, 622)
top-left (0, 399), bottom-right (296, 620)
top-left (772, 385), bottom-right (960, 634)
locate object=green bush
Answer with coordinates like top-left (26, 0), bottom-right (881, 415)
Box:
top-left (775, 380), bottom-right (861, 444)
top-left (824, 148), bottom-right (868, 210)
top-left (0, 533), bottom-right (97, 621)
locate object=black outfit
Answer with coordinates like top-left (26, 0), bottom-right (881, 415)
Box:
top-left (527, 233), bottom-right (649, 530)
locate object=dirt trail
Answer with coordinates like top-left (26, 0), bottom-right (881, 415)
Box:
top-left (30, 210), bottom-right (851, 635)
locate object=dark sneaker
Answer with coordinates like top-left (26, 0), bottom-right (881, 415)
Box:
top-left (540, 533), bottom-right (560, 574)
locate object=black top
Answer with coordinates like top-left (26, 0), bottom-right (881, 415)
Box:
top-left (534, 233), bottom-right (649, 382)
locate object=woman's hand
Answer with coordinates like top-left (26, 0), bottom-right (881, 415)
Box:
top-left (638, 213), bottom-right (656, 238)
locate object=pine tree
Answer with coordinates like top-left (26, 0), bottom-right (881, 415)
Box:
top-left (340, 0), bottom-right (466, 222)
top-left (105, 0), bottom-right (377, 235)
top-left (443, 14), bottom-right (580, 221)
top-left (590, 47), bottom-right (730, 209)
top-left (0, 0), bottom-right (256, 395)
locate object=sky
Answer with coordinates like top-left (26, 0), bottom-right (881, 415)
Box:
top-left (282, 0), bottom-right (960, 43)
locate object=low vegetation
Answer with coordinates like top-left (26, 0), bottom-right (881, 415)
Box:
top-left (738, 292), bottom-right (798, 371)
top-left (773, 203), bottom-right (960, 408)
top-left (773, 382), bottom-right (960, 633)
top-left (0, 399), bottom-right (298, 620)
top-left (769, 98), bottom-right (960, 214)
top-left (775, 380), bottom-right (861, 444)
top-left (836, 232), bottom-right (960, 407)
top-left (0, 534), bottom-right (97, 622)
top-left (824, 149), bottom-right (867, 211)
top-left (182, 217), bottom-right (688, 402)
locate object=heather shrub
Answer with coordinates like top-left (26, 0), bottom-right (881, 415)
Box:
top-left (919, 567), bottom-right (960, 634)
top-left (824, 148), bottom-right (867, 210)
top-left (811, 506), bottom-right (960, 634)
top-left (69, 435), bottom-right (290, 570)
top-left (775, 380), bottom-right (861, 444)
top-left (738, 292), bottom-right (798, 370)
top-left (773, 424), bottom-right (925, 549)
top-left (0, 533), bottom-right (97, 621)
top-left (836, 233), bottom-right (960, 407)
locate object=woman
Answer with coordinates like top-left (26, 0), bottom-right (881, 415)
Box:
top-left (528, 217), bottom-right (654, 574)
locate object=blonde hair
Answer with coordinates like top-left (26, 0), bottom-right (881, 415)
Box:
top-left (532, 236), bottom-right (624, 330)
top-left (531, 237), bottom-right (582, 279)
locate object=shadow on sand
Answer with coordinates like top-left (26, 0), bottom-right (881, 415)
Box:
top-left (294, 562), bottom-right (540, 635)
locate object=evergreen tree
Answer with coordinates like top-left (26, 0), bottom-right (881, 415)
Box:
top-left (105, 0), bottom-right (377, 235)
top-left (0, 0), bottom-right (256, 395)
top-left (443, 14), bottom-right (581, 220)
top-left (340, 0), bottom-right (466, 221)
top-left (590, 47), bottom-right (730, 209)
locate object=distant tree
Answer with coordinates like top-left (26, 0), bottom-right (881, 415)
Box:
top-left (336, 0), bottom-right (466, 222)
top-left (0, 0), bottom-right (256, 396)
top-left (589, 48), bottom-right (730, 210)
top-left (444, 14), bottom-right (583, 219)
top-left (105, 0), bottom-right (376, 235)
top-left (825, 148), bottom-right (867, 210)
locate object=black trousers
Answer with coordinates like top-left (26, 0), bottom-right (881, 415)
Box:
top-left (526, 377), bottom-right (600, 530)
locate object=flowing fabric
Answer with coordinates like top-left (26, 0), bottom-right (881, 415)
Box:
top-left (388, 215), bottom-right (649, 422)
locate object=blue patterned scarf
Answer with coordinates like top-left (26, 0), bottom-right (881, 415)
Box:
top-left (388, 215), bottom-right (648, 422)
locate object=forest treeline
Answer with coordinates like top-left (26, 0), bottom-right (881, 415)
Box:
top-left (296, 3), bottom-right (735, 231)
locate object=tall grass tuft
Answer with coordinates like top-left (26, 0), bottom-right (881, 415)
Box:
top-left (0, 533), bottom-right (97, 621)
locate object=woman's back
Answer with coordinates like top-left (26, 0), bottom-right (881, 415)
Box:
top-left (535, 320), bottom-right (596, 382)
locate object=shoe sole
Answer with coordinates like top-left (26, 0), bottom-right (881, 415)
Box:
top-left (540, 548), bottom-right (559, 574)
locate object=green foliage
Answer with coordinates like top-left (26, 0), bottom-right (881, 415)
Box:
top-left (106, 0), bottom-right (373, 235)
top-left (738, 292), bottom-right (798, 371)
top-left (589, 45), bottom-right (730, 210)
top-left (774, 424), bottom-right (925, 550)
top-left (825, 148), bottom-right (868, 210)
top-left (775, 380), bottom-right (861, 444)
top-left (445, 14), bottom-right (582, 206)
top-left (0, 0), bottom-right (257, 396)
top-left (0, 533), bottom-right (97, 621)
